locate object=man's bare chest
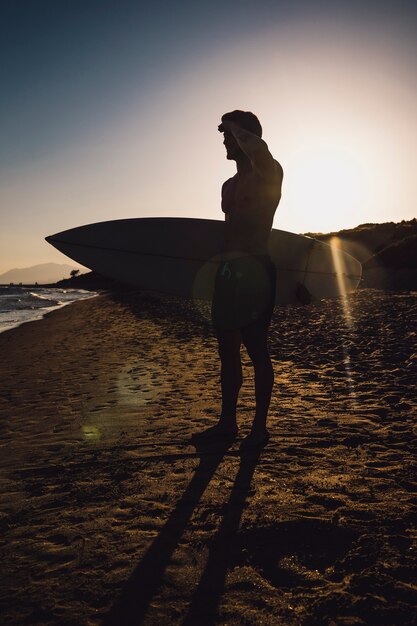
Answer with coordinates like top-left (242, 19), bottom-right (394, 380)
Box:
top-left (222, 175), bottom-right (274, 214)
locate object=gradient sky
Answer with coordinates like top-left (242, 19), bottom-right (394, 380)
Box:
top-left (1, 0), bottom-right (416, 273)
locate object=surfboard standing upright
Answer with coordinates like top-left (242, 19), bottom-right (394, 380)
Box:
top-left (46, 217), bottom-right (362, 304)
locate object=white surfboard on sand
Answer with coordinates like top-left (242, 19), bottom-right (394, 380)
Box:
top-left (46, 217), bottom-right (361, 305)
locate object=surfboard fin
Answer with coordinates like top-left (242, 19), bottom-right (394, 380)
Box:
top-left (295, 283), bottom-right (312, 305)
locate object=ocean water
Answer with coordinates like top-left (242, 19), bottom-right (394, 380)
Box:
top-left (0, 286), bottom-right (97, 334)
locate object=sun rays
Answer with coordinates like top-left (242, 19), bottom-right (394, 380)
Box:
top-left (330, 237), bottom-right (358, 405)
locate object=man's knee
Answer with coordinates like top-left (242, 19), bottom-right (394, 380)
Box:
top-left (249, 350), bottom-right (272, 369)
top-left (242, 328), bottom-right (270, 362)
top-left (217, 330), bottom-right (241, 359)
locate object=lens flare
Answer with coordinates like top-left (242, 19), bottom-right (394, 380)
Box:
top-left (82, 424), bottom-right (101, 440)
top-left (330, 237), bottom-right (357, 405)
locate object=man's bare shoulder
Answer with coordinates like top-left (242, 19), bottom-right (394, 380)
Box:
top-left (248, 147), bottom-right (282, 182)
top-left (268, 158), bottom-right (283, 179)
top-left (252, 158), bottom-right (283, 187)
top-left (274, 159), bottom-right (283, 176)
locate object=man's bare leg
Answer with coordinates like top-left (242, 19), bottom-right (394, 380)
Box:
top-left (218, 329), bottom-right (242, 432)
top-left (241, 324), bottom-right (274, 444)
top-left (192, 329), bottom-right (241, 440)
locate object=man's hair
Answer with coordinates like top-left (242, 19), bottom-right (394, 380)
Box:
top-left (221, 110), bottom-right (262, 138)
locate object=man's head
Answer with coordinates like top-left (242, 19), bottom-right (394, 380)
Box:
top-left (219, 110), bottom-right (262, 160)
top-left (220, 110), bottom-right (262, 137)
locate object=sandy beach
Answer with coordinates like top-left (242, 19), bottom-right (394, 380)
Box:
top-left (0, 289), bottom-right (416, 625)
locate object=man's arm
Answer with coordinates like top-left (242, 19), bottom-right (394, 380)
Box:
top-left (219, 121), bottom-right (278, 180)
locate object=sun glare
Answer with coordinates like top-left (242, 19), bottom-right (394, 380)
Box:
top-left (285, 140), bottom-right (368, 232)
top-left (330, 236), bottom-right (357, 406)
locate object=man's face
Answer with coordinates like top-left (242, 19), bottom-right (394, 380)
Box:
top-left (222, 130), bottom-right (241, 161)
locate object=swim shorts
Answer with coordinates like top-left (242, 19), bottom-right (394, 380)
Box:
top-left (211, 255), bottom-right (276, 330)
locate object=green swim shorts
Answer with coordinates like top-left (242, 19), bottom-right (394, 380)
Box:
top-left (211, 255), bottom-right (276, 330)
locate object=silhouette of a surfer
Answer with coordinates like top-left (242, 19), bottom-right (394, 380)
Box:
top-left (195, 110), bottom-right (283, 448)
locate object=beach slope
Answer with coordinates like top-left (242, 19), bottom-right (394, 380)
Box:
top-left (0, 290), bottom-right (416, 625)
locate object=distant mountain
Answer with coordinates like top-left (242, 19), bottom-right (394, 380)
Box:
top-left (0, 263), bottom-right (81, 285)
top-left (305, 218), bottom-right (417, 290)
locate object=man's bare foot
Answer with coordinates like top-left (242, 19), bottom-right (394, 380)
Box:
top-left (192, 422), bottom-right (238, 441)
top-left (239, 429), bottom-right (269, 451)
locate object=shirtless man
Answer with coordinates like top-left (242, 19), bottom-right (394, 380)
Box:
top-left (199, 110), bottom-right (283, 448)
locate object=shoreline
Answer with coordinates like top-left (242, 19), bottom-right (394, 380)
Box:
top-left (0, 287), bottom-right (99, 335)
top-left (2, 281), bottom-right (417, 338)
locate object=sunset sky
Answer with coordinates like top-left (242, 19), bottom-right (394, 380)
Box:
top-left (1, 0), bottom-right (416, 273)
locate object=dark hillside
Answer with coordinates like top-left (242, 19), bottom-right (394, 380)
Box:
top-left (305, 219), bottom-right (417, 290)
top-left (305, 219), bottom-right (417, 265)
top-left (363, 234), bottom-right (417, 270)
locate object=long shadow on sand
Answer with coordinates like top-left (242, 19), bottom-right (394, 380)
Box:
top-left (182, 446), bottom-right (263, 625)
top-left (104, 442), bottom-right (263, 625)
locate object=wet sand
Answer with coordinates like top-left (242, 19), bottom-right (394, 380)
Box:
top-left (0, 289), bottom-right (416, 625)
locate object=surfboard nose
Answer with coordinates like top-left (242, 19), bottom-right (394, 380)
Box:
top-left (45, 233), bottom-right (61, 250)
top-left (45, 232), bottom-right (63, 244)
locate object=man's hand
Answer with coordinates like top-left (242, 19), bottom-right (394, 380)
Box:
top-left (218, 120), bottom-right (239, 134)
